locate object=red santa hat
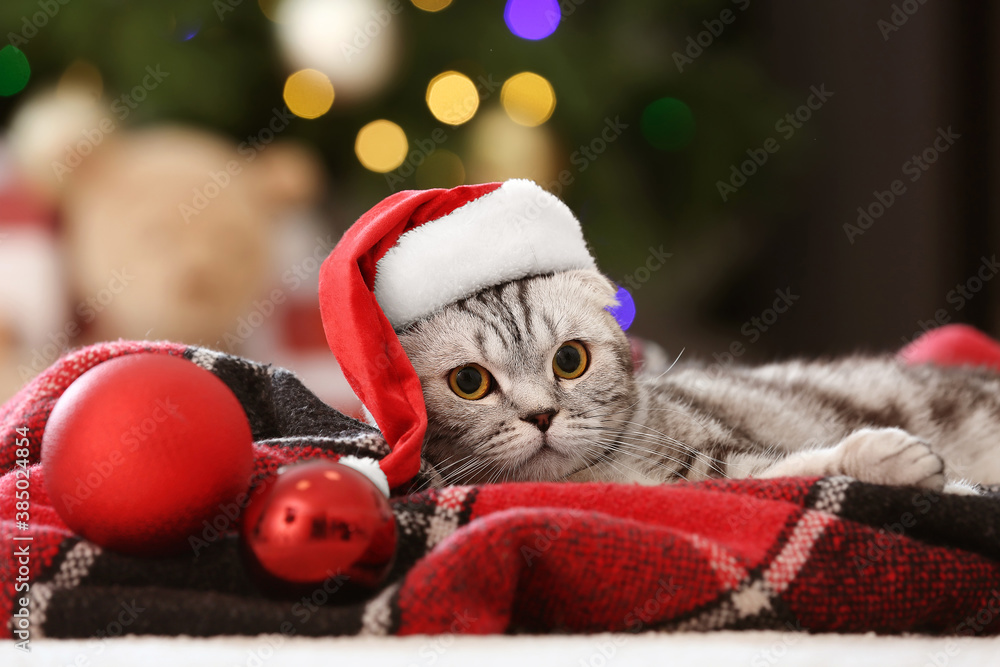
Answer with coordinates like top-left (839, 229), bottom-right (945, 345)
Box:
top-left (318, 179), bottom-right (596, 490)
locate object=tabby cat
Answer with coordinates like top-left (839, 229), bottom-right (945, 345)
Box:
top-left (397, 269), bottom-right (1000, 491)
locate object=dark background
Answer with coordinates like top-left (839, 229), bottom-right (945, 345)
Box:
top-left (744, 0), bottom-right (998, 361)
top-left (1, 0), bottom-right (996, 368)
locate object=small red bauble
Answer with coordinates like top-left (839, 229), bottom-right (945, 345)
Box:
top-left (900, 323), bottom-right (1000, 372)
top-left (42, 353), bottom-right (254, 556)
top-left (240, 460), bottom-right (397, 597)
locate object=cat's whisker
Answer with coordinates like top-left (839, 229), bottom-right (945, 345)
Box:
top-left (442, 453), bottom-right (497, 485)
top-left (589, 404), bottom-right (717, 438)
top-left (430, 457), bottom-right (481, 483)
top-left (570, 440), bottom-right (641, 479)
top-left (623, 432), bottom-right (732, 476)
top-left (577, 418), bottom-right (736, 476)
top-left (485, 458), bottom-right (513, 485)
top-left (586, 439), bottom-right (704, 477)
top-left (413, 457), bottom-right (466, 491)
top-left (577, 431), bottom-right (738, 479)
top-left (605, 410), bottom-right (714, 435)
top-left (574, 434), bottom-right (690, 471)
top-left (570, 424), bottom-right (729, 476)
top-left (574, 396), bottom-right (642, 420)
top-left (644, 347), bottom-right (686, 382)
top-left (464, 455), bottom-right (504, 480)
top-left (430, 454), bottom-right (472, 474)
top-left (575, 440), bottom-right (669, 481)
top-left (593, 415), bottom-right (739, 473)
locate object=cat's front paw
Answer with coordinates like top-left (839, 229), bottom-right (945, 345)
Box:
top-left (833, 428), bottom-right (945, 491)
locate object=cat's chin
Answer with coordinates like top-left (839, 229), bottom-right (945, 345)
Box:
top-left (503, 442), bottom-right (591, 483)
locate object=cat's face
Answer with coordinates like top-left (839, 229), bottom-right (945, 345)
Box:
top-left (397, 270), bottom-right (637, 484)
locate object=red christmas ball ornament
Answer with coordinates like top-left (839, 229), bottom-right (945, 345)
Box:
top-left (42, 353), bottom-right (254, 556)
top-left (240, 460), bottom-right (397, 597)
top-left (900, 323), bottom-right (1000, 372)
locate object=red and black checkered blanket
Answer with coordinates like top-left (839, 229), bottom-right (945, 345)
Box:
top-left (3, 341), bottom-right (1000, 640)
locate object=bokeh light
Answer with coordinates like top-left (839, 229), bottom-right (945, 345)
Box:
top-left (355, 120), bottom-right (408, 172)
top-left (500, 72), bottom-right (556, 127)
top-left (641, 97), bottom-right (696, 151)
top-left (276, 0), bottom-right (399, 102)
top-left (607, 286), bottom-right (636, 331)
top-left (177, 21), bottom-right (201, 41)
top-left (258, 0), bottom-right (284, 22)
top-left (415, 149), bottom-right (465, 189)
top-left (0, 46), bottom-right (31, 97)
top-left (504, 0), bottom-right (561, 40)
top-left (412, 0), bottom-right (453, 11)
top-left (167, 13), bottom-right (201, 41)
top-left (426, 71), bottom-right (479, 126)
top-left (467, 109), bottom-right (559, 185)
top-left (57, 60), bottom-right (103, 102)
top-left (283, 69), bottom-right (335, 119)
top-left (7, 89), bottom-right (107, 196)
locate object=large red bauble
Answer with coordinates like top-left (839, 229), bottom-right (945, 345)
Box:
top-left (42, 353), bottom-right (254, 556)
top-left (241, 460), bottom-right (397, 597)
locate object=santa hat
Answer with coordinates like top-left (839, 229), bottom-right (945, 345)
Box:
top-left (318, 179), bottom-right (596, 489)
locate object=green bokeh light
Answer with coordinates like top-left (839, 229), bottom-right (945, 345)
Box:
top-left (641, 97), bottom-right (695, 151)
top-left (0, 45), bottom-right (31, 97)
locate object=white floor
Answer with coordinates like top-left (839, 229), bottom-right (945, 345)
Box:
top-left (6, 632), bottom-right (998, 667)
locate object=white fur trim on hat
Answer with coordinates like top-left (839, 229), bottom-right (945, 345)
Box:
top-left (338, 455), bottom-right (391, 498)
top-left (373, 179), bottom-right (596, 329)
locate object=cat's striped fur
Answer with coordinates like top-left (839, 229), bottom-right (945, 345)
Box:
top-left (397, 269), bottom-right (1000, 490)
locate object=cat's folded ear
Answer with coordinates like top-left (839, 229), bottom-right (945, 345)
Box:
top-left (559, 269), bottom-right (620, 307)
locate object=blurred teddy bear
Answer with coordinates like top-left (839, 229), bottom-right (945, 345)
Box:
top-left (0, 87), bottom-right (338, 403)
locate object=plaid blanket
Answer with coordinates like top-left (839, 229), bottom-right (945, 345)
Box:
top-left (3, 341), bottom-right (1000, 641)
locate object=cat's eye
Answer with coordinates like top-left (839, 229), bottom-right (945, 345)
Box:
top-left (448, 363), bottom-right (492, 400)
top-left (553, 341), bottom-right (589, 380)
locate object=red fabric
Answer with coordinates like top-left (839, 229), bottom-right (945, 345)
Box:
top-left (392, 479), bottom-right (1000, 636)
top-left (0, 341), bottom-right (188, 626)
top-left (0, 340), bottom-right (188, 472)
top-left (318, 183), bottom-right (502, 490)
top-left (899, 323), bottom-right (1000, 371)
top-left (4, 341), bottom-right (1000, 638)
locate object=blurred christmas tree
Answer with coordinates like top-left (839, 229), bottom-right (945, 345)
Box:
top-left (0, 0), bottom-right (801, 327)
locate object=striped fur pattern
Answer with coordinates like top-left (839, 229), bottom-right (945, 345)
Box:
top-left (398, 270), bottom-right (1000, 490)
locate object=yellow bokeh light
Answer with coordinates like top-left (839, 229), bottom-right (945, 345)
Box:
top-left (258, 0), bottom-right (283, 22)
top-left (283, 69), bottom-right (334, 119)
top-left (500, 72), bottom-right (556, 127)
top-left (411, 0), bottom-right (453, 11)
top-left (57, 60), bottom-right (103, 102)
top-left (355, 120), bottom-right (408, 173)
top-left (426, 71), bottom-right (479, 126)
top-left (415, 149), bottom-right (465, 189)
top-left (466, 109), bottom-right (559, 185)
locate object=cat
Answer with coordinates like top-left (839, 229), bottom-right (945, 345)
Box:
top-left (396, 268), bottom-right (1000, 491)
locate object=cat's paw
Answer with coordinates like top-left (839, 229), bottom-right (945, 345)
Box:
top-left (833, 428), bottom-right (945, 491)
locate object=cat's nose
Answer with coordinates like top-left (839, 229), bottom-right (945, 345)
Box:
top-left (522, 409), bottom-right (558, 432)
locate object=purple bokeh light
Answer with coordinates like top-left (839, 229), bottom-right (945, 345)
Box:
top-left (504, 0), bottom-right (561, 41)
top-left (172, 19), bottom-right (201, 42)
top-left (607, 286), bottom-right (636, 331)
